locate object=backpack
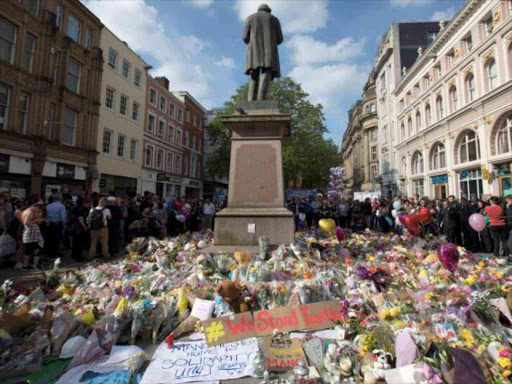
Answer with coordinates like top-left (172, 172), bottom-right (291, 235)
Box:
top-left (89, 208), bottom-right (105, 230)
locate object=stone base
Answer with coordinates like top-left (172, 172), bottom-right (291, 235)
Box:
top-left (213, 207), bottom-right (294, 246)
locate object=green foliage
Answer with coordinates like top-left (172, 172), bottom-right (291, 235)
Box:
top-left (205, 78), bottom-right (341, 189)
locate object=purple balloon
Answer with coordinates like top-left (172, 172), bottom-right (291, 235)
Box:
top-left (469, 213), bottom-right (486, 232)
top-left (439, 243), bottom-right (459, 273)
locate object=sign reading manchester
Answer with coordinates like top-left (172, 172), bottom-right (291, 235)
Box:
top-left (202, 300), bottom-right (342, 347)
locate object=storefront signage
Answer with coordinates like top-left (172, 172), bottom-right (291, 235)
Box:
top-left (460, 171), bottom-right (468, 179)
top-left (430, 175), bottom-right (448, 185)
top-left (56, 163), bottom-right (75, 179)
top-left (285, 189), bottom-right (317, 199)
top-left (0, 154), bottom-right (9, 173)
top-left (156, 173), bottom-right (182, 184)
top-left (189, 180), bottom-right (201, 187)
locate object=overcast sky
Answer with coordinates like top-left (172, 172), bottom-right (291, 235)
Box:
top-left (82, 0), bottom-right (465, 146)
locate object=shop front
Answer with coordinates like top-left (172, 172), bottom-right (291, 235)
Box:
top-left (430, 174), bottom-right (448, 200)
top-left (493, 163), bottom-right (512, 196)
top-left (0, 154), bottom-right (31, 199)
top-left (99, 174), bottom-right (138, 197)
top-left (142, 169), bottom-right (157, 195)
top-left (42, 162), bottom-right (87, 201)
top-left (412, 178), bottom-right (424, 197)
top-left (457, 169), bottom-right (483, 199)
top-left (156, 173), bottom-right (182, 199)
top-left (183, 178), bottom-right (202, 200)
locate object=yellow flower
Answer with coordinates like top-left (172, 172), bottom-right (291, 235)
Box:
top-left (425, 292), bottom-right (435, 300)
top-left (498, 357), bottom-right (512, 369)
top-left (477, 345), bottom-right (486, 355)
top-left (379, 309), bottom-right (390, 320)
top-left (475, 261), bottom-right (485, 272)
top-left (502, 284), bottom-right (512, 293)
top-left (418, 270), bottom-right (428, 279)
top-left (368, 256), bottom-right (375, 262)
top-left (465, 275), bottom-right (477, 285)
top-left (504, 369), bottom-right (512, 377)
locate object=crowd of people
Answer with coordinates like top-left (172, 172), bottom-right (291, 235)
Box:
top-left (286, 193), bottom-right (512, 258)
top-left (0, 190), bottom-right (224, 270)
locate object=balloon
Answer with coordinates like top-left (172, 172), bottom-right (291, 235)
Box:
top-left (391, 209), bottom-right (397, 218)
top-left (336, 227), bottom-right (344, 241)
top-left (469, 213), bottom-right (486, 232)
top-left (417, 207), bottom-right (431, 223)
top-left (319, 219), bottom-right (336, 234)
top-left (393, 201), bottom-right (402, 210)
top-left (404, 214), bottom-right (419, 236)
top-left (438, 243), bottom-right (459, 273)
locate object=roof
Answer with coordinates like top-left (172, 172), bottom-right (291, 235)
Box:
top-left (173, 92), bottom-right (207, 114)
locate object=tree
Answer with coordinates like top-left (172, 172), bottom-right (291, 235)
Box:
top-left (205, 77), bottom-right (341, 189)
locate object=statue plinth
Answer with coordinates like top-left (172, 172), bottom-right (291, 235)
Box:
top-left (213, 101), bottom-right (294, 247)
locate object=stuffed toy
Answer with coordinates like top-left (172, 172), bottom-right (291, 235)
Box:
top-left (215, 281), bottom-right (243, 313)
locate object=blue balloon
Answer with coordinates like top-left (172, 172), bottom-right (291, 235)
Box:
top-left (393, 201), bottom-right (401, 210)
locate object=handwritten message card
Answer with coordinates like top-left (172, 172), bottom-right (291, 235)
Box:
top-left (140, 338), bottom-right (259, 384)
top-left (264, 337), bottom-right (306, 372)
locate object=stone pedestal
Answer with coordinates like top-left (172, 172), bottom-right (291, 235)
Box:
top-left (213, 101), bottom-right (294, 246)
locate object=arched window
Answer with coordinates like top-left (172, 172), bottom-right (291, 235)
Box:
top-left (487, 58), bottom-right (498, 91)
top-left (465, 73), bottom-right (475, 102)
top-left (425, 104), bottom-right (432, 126)
top-left (401, 123), bottom-right (406, 140)
top-left (408, 118), bottom-right (413, 137)
top-left (436, 96), bottom-right (444, 120)
top-left (416, 111), bottom-right (422, 131)
top-left (497, 116), bottom-right (512, 154)
top-left (412, 151), bottom-right (424, 175)
top-left (449, 86), bottom-right (458, 112)
top-left (402, 156), bottom-right (407, 174)
top-left (458, 130), bottom-right (481, 163)
top-left (431, 142), bottom-right (446, 170)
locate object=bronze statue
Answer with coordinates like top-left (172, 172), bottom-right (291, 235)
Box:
top-left (243, 4), bottom-right (283, 101)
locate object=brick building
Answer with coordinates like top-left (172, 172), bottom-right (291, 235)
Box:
top-left (173, 91), bottom-right (206, 200)
top-left (0, 0), bottom-right (103, 200)
top-left (143, 76), bottom-right (185, 198)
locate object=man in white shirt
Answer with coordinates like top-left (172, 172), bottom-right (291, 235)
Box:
top-left (202, 199), bottom-right (216, 230)
top-left (87, 198), bottom-right (112, 260)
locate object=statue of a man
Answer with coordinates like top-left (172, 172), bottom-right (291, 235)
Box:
top-left (243, 4), bottom-right (283, 101)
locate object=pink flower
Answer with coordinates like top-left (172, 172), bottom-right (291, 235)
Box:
top-left (499, 349), bottom-right (512, 358)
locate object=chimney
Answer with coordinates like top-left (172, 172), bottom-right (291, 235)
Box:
top-left (155, 76), bottom-right (170, 91)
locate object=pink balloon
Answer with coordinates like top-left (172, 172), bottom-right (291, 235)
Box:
top-left (336, 228), bottom-right (344, 241)
top-left (469, 213), bottom-right (486, 232)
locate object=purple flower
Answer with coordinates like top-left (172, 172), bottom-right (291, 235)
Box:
top-left (356, 266), bottom-right (372, 280)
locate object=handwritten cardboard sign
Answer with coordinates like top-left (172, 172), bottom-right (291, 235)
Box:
top-left (264, 337), bottom-right (306, 372)
top-left (202, 300), bottom-right (342, 347)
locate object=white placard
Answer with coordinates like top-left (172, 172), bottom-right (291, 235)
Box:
top-left (248, 223), bottom-right (256, 233)
top-left (140, 338), bottom-right (259, 384)
top-left (190, 298), bottom-right (215, 321)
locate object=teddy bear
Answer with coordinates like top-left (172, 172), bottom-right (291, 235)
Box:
top-left (372, 349), bottom-right (392, 380)
top-left (215, 281), bottom-right (244, 313)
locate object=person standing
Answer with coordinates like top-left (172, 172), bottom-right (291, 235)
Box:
top-left (71, 198), bottom-right (91, 262)
top-left (87, 198), bottom-right (111, 260)
top-left (478, 199), bottom-right (493, 253)
top-left (106, 197), bottom-right (122, 256)
top-left (202, 199), bottom-right (215, 231)
top-left (152, 198), bottom-right (168, 238)
top-left (21, 206), bottom-right (44, 270)
top-left (46, 194), bottom-right (67, 258)
top-left (486, 196), bottom-right (509, 258)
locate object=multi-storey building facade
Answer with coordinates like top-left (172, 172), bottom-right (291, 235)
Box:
top-left (173, 91), bottom-right (206, 200)
top-left (143, 76), bottom-right (185, 198)
top-left (374, 22), bottom-right (441, 197)
top-left (95, 27), bottom-right (149, 196)
top-left (0, 0), bottom-right (103, 200)
top-left (341, 75), bottom-right (379, 195)
top-left (395, 0), bottom-right (512, 199)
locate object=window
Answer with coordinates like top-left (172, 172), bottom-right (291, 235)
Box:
top-left (193, 115), bottom-right (197, 127)
top-left (55, 4), bottom-right (63, 30)
top-left (466, 74), bottom-right (475, 102)
top-left (412, 151), bottom-right (424, 174)
top-left (497, 117), bottom-right (512, 154)
top-left (132, 101), bottom-right (139, 121)
top-left (399, 100), bottom-right (404, 112)
top-left (487, 58), bottom-right (497, 91)
top-left (415, 111), bottom-right (422, 131)
top-left (53, 52), bottom-right (61, 83)
top-left (370, 103), bottom-right (375, 113)
top-left (458, 130), bottom-right (480, 163)
top-left (62, 108), bottom-right (76, 146)
top-left (122, 60), bottom-right (130, 78)
top-left (185, 130), bottom-right (190, 147)
top-left (102, 129), bottom-right (112, 154)
top-left (436, 96), bottom-right (443, 120)
top-left (84, 27), bottom-right (92, 50)
top-left (130, 139), bottom-right (137, 161)
top-left (120, 95), bottom-right (128, 116)
top-left (145, 145), bottom-right (154, 167)
top-left (191, 155), bottom-right (197, 178)
top-left (370, 128), bottom-right (377, 141)
top-left (149, 88), bottom-right (156, 105)
top-left (459, 169), bottom-right (483, 199)
top-left (158, 120), bottom-right (164, 138)
top-left (117, 134), bottom-right (126, 158)
top-left (28, 0), bottom-right (40, 13)
top-left (431, 143), bottom-right (446, 169)
top-left (23, 35), bottom-right (35, 73)
top-left (382, 125), bottom-right (388, 144)
top-left (167, 153), bottom-right (173, 172)
top-left (156, 149), bottom-right (163, 170)
top-left (147, 114), bottom-right (155, 132)
top-left (408, 117), bottom-right (413, 136)
top-left (401, 156), bottom-right (407, 174)
top-left (108, 48), bottom-right (117, 69)
top-left (413, 180), bottom-right (424, 197)
top-left (175, 130), bottom-right (182, 146)
top-left (425, 104), bottom-right (432, 126)
top-left (427, 31), bottom-right (437, 45)
top-left (175, 155), bottom-right (181, 174)
top-left (169, 103), bottom-right (175, 117)
top-left (18, 94), bottom-right (29, 134)
top-left (485, 17), bottom-right (493, 36)
top-left (47, 103), bottom-right (56, 139)
top-left (105, 87), bottom-right (114, 109)
top-left (66, 58), bottom-right (81, 93)
top-left (159, 96), bottom-right (166, 112)
top-left (0, 18), bottom-right (16, 64)
top-left (370, 165), bottom-right (378, 181)
top-left (192, 135), bottom-right (196, 150)
top-left (177, 109), bottom-right (183, 122)
top-left (370, 146), bottom-right (377, 161)
top-left (67, 15), bottom-right (81, 44)
top-left (449, 86), bottom-right (458, 112)
top-left (167, 125), bottom-right (173, 142)
top-left (198, 138), bottom-right (202, 152)
top-left (186, 110), bottom-right (190, 122)
top-left (464, 35), bottom-right (473, 52)
top-left (401, 123), bottom-right (406, 140)
top-left (134, 69), bottom-right (141, 87)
